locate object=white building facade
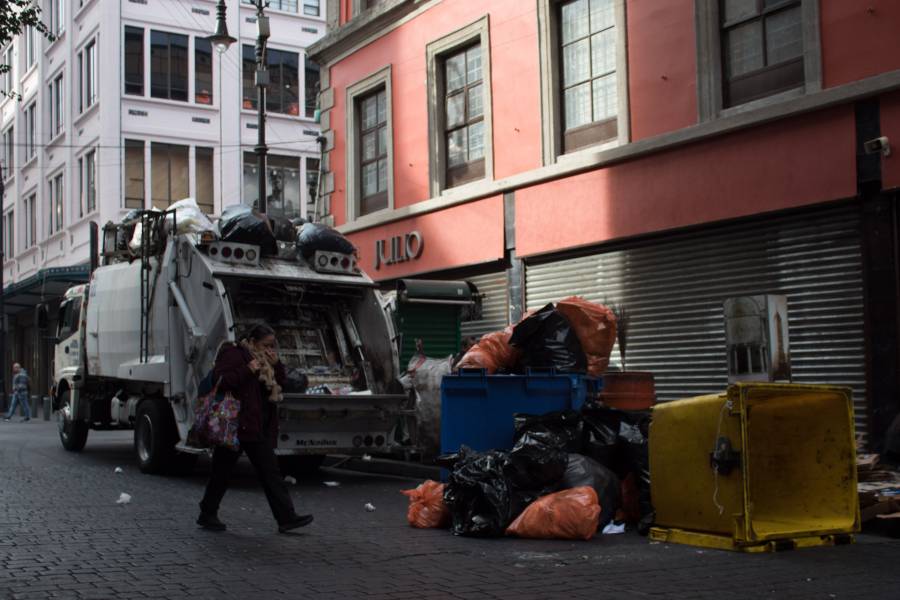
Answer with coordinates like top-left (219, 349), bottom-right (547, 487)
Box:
top-left (0, 0), bottom-right (325, 397)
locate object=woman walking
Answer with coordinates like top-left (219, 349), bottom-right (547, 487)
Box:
top-left (197, 324), bottom-right (313, 533)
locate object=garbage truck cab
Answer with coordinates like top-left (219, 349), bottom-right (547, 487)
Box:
top-left (53, 206), bottom-right (410, 475)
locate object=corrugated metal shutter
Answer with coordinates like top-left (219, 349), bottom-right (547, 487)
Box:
top-left (461, 272), bottom-right (509, 339)
top-left (525, 205), bottom-right (868, 438)
top-left (397, 304), bottom-right (461, 368)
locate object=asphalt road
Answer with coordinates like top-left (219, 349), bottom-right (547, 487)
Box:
top-left (1, 418), bottom-right (899, 600)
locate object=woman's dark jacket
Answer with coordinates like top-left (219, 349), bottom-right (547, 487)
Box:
top-left (213, 344), bottom-right (286, 446)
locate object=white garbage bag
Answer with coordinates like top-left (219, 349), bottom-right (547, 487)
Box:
top-left (129, 198), bottom-right (214, 251)
top-left (404, 352), bottom-right (453, 457)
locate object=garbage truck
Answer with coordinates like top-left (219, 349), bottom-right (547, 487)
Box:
top-left (52, 205), bottom-right (409, 475)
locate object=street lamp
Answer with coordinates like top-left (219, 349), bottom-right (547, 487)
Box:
top-left (209, 0), bottom-right (270, 214)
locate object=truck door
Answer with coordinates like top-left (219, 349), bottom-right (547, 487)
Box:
top-left (55, 296), bottom-right (84, 378)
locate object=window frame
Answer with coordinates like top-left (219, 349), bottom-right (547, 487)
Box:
top-left (150, 142), bottom-right (190, 209)
top-left (124, 25), bottom-right (144, 96)
top-left (195, 37), bottom-right (214, 105)
top-left (695, 0), bottom-right (822, 121)
top-left (537, 0), bottom-right (629, 165)
top-left (48, 170), bottom-right (64, 236)
top-left (241, 151), bottom-right (303, 218)
top-left (78, 37), bottom-right (98, 114)
top-left (150, 30), bottom-right (189, 102)
top-left (2, 209), bottom-right (14, 259)
top-left (49, 72), bottom-right (63, 137)
top-left (303, 0), bottom-right (320, 16)
top-left (2, 126), bottom-right (13, 179)
top-left (2, 46), bottom-right (13, 94)
top-left (123, 138), bottom-right (145, 209)
top-left (195, 146), bottom-right (215, 214)
top-left (425, 16), bottom-right (494, 197)
top-left (345, 65), bottom-right (394, 221)
top-left (242, 45), bottom-right (301, 115)
top-left (24, 102), bottom-right (36, 161)
top-left (83, 148), bottom-right (97, 214)
top-left (23, 192), bottom-right (37, 249)
top-left (49, 0), bottom-right (65, 37)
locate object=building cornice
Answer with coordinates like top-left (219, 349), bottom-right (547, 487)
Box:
top-left (308, 0), bottom-right (427, 66)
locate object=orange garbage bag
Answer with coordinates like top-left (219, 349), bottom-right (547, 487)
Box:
top-left (556, 297), bottom-right (617, 376)
top-left (456, 331), bottom-right (520, 374)
top-left (401, 480), bottom-right (451, 528)
top-left (505, 486), bottom-right (601, 541)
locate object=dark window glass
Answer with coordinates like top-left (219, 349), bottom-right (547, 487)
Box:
top-left (195, 38), bottom-right (213, 105)
top-left (306, 157), bottom-right (319, 218)
top-left (85, 150), bottom-right (97, 213)
top-left (358, 88), bottom-right (388, 214)
top-left (559, 0), bottom-right (617, 153)
top-left (303, 0), bottom-right (320, 16)
top-left (443, 44), bottom-right (484, 188)
top-left (196, 147), bottom-right (214, 214)
top-left (151, 142), bottom-right (189, 208)
top-left (124, 26), bottom-right (144, 95)
top-left (124, 139), bottom-right (145, 209)
top-left (305, 57), bottom-right (320, 118)
top-left (151, 30), bottom-right (189, 101)
top-left (720, 0), bottom-right (804, 107)
top-left (242, 45), bottom-right (299, 115)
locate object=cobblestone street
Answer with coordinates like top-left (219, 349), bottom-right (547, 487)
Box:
top-left (1, 419), bottom-right (899, 600)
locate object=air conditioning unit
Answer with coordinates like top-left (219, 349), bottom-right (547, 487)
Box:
top-left (723, 294), bottom-right (791, 383)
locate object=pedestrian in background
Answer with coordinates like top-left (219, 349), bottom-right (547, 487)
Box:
top-left (3, 363), bottom-right (31, 422)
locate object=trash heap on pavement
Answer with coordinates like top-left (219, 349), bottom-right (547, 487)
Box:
top-left (402, 297), bottom-right (654, 541)
top-left (857, 448), bottom-right (900, 535)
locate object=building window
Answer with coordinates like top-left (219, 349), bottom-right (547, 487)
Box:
top-left (49, 73), bottom-right (63, 137)
top-left (696, 0), bottom-right (820, 119)
top-left (2, 46), bottom-right (13, 94)
top-left (244, 0), bottom-right (298, 12)
top-left (25, 26), bottom-right (36, 68)
top-left (84, 149), bottom-right (97, 213)
top-left (1, 127), bottom-right (12, 177)
top-left (24, 193), bottom-right (37, 248)
top-left (720, 0), bottom-right (803, 108)
top-left (303, 0), bottom-right (320, 16)
top-left (358, 88), bottom-right (388, 214)
top-left (48, 172), bottom-right (63, 235)
top-left (195, 38), bottom-right (213, 105)
top-left (24, 103), bottom-right (36, 161)
top-left (242, 152), bottom-right (301, 218)
top-left (124, 26), bottom-right (144, 96)
top-left (305, 157), bottom-right (319, 218)
top-left (49, 0), bottom-right (65, 37)
top-left (151, 142), bottom-right (189, 208)
top-left (151, 30), bottom-right (188, 102)
top-left (305, 56), bottom-right (319, 118)
top-left (2, 210), bottom-right (13, 259)
top-left (195, 147), bottom-right (214, 214)
top-left (124, 139), bottom-right (145, 209)
top-left (558, 0), bottom-right (619, 151)
top-left (345, 66), bottom-right (393, 220)
top-left (79, 39), bottom-right (98, 112)
top-left (426, 17), bottom-right (493, 196)
top-left (242, 45), bottom-right (299, 115)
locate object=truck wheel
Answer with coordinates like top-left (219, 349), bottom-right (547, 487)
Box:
top-left (278, 455), bottom-right (326, 478)
top-left (135, 400), bottom-right (176, 474)
top-left (58, 391), bottom-right (89, 452)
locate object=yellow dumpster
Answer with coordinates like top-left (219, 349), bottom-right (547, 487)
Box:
top-left (649, 383), bottom-right (860, 552)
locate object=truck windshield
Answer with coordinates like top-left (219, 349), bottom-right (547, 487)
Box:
top-left (57, 298), bottom-right (83, 340)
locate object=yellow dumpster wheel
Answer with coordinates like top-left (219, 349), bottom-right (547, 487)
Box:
top-left (649, 527), bottom-right (855, 553)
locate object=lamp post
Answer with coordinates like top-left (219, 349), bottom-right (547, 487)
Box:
top-left (209, 0), bottom-right (270, 214)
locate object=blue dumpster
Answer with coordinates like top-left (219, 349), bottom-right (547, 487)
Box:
top-left (440, 369), bottom-right (602, 455)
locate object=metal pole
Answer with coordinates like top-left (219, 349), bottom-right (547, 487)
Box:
top-left (0, 162), bottom-right (6, 408)
top-left (254, 0), bottom-right (269, 214)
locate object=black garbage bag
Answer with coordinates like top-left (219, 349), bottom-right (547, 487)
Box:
top-left (442, 447), bottom-right (536, 537)
top-left (269, 215), bottom-right (296, 243)
top-left (282, 368), bottom-right (309, 393)
top-left (506, 430), bottom-right (568, 491)
top-left (217, 205), bottom-right (278, 256)
top-left (561, 454), bottom-right (621, 529)
top-left (581, 407), bottom-right (654, 523)
top-left (509, 303), bottom-right (586, 373)
top-left (513, 410), bottom-right (584, 453)
top-left (296, 222), bottom-right (356, 259)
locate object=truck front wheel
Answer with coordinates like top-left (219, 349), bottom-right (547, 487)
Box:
top-left (135, 400), bottom-right (176, 474)
top-left (58, 390), bottom-right (89, 452)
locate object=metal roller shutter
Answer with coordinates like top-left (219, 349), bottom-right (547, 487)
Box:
top-left (525, 205), bottom-right (868, 438)
top-left (461, 272), bottom-right (510, 339)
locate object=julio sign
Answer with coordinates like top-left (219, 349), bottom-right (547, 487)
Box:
top-left (374, 231), bottom-right (424, 270)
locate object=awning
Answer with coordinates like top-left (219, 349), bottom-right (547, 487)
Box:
top-left (2, 265), bottom-right (91, 316)
top-left (397, 279), bottom-right (475, 305)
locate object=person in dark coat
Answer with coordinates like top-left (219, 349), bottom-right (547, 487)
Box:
top-left (197, 323), bottom-right (313, 533)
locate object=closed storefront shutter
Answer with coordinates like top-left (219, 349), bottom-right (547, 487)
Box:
top-left (396, 304), bottom-right (461, 368)
top-left (525, 205), bottom-right (868, 438)
top-left (461, 272), bottom-right (509, 339)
